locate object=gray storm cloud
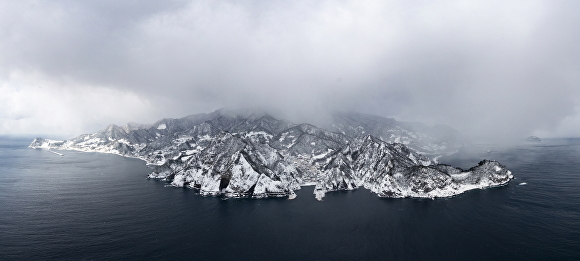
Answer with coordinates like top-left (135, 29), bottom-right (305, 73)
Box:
top-left (1, 0), bottom-right (579, 139)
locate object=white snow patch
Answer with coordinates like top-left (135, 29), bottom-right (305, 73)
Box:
top-left (408, 153), bottom-right (417, 164)
top-left (451, 172), bottom-right (470, 180)
top-left (184, 150), bottom-right (197, 155)
top-left (279, 133), bottom-right (288, 142)
top-left (198, 135), bottom-right (212, 141)
top-left (245, 131), bottom-right (273, 139)
top-left (157, 124), bottom-right (167, 130)
top-left (312, 149), bottom-right (333, 160)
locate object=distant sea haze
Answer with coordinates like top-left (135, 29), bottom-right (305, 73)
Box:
top-left (1, 137), bottom-right (579, 260)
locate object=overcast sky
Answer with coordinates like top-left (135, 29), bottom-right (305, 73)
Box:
top-left (1, 0), bottom-right (579, 140)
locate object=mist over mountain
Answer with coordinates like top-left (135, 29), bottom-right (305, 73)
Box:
top-left (2, 1), bottom-right (580, 140)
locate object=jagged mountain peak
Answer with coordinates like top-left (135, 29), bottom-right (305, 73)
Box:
top-left (95, 124), bottom-right (128, 140)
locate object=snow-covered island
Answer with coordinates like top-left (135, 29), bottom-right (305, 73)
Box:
top-left (30, 109), bottom-right (513, 200)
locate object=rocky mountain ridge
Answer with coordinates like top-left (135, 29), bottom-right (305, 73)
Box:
top-left (30, 109), bottom-right (512, 200)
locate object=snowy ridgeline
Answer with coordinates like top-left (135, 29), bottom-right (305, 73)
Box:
top-left (29, 109), bottom-right (512, 200)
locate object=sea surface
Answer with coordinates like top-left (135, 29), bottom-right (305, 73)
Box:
top-left (1, 137), bottom-right (579, 260)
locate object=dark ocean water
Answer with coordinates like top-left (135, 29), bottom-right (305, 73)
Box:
top-left (1, 137), bottom-right (579, 261)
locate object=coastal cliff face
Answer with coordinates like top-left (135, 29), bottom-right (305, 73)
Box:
top-left (30, 109), bottom-right (512, 200)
